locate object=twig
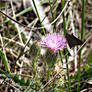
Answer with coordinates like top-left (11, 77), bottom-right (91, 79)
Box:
top-left (10, 0), bottom-right (23, 44)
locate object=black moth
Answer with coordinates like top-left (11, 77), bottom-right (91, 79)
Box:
top-left (65, 33), bottom-right (83, 48)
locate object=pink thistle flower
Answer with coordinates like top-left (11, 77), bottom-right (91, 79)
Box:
top-left (41, 33), bottom-right (66, 53)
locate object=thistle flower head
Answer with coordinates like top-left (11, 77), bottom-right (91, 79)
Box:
top-left (41, 33), bottom-right (66, 52)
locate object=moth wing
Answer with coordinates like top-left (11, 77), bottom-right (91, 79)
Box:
top-left (65, 33), bottom-right (83, 48)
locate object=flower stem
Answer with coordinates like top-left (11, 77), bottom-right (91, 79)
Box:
top-left (47, 69), bottom-right (51, 81)
top-left (65, 49), bottom-right (71, 92)
top-left (33, 57), bottom-right (36, 76)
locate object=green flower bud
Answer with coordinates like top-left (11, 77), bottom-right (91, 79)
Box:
top-left (29, 43), bottom-right (40, 58)
top-left (44, 49), bottom-right (57, 68)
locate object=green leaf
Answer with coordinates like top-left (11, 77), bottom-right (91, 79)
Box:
top-left (20, 77), bottom-right (26, 85)
top-left (81, 69), bottom-right (92, 80)
top-left (13, 74), bottom-right (20, 83)
top-left (0, 50), bottom-right (9, 72)
top-left (26, 78), bottom-right (31, 86)
top-left (83, 65), bottom-right (89, 71)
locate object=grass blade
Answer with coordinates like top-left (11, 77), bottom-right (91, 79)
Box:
top-left (77, 0), bottom-right (85, 91)
top-left (0, 50), bottom-right (9, 72)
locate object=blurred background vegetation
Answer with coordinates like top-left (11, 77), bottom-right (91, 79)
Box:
top-left (0, 0), bottom-right (92, 92)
